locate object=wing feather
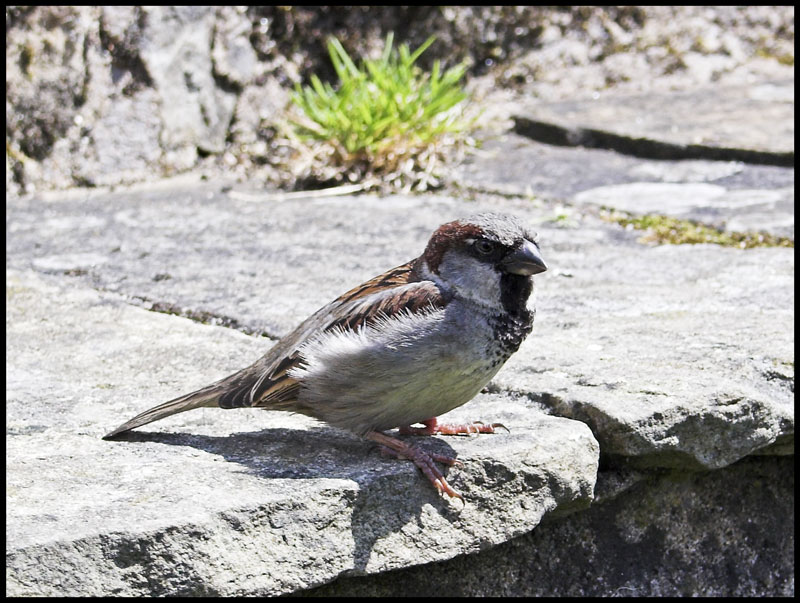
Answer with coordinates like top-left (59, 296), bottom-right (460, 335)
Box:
top-left (217, 260), bottom-right (449, 409)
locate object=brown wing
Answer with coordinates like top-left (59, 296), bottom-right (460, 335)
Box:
top-left (216, 260), bottom-right (449, 410)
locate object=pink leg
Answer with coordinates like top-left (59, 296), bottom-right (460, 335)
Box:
top-left (399, 417), bottom-right (508, 436)
top-left (366, 430), bottom-right (463, 500)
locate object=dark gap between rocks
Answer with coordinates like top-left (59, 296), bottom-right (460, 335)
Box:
top-left (129, 294), bottom-right (279, 340)
top-left (513, 116), bottom-right (794, 167)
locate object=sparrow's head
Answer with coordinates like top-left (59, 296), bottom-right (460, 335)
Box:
top-left (420, 213), bottom-right (547, 313)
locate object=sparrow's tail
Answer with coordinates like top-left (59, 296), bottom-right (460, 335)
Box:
top-left (102, 386), bottom-right (221, 439)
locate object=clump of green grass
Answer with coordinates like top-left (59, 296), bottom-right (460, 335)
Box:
top-left (283, 33), bottom-right (475, 192)
top-left (602, 209), bottom-right (794, 248)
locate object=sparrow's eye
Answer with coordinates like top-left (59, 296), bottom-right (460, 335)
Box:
top-left (474, 239), bottom-right (495, 255)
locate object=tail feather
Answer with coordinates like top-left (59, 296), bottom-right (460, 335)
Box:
top-left (103, 387), bottom-right (221, 439)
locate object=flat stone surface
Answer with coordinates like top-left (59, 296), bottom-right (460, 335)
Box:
top-left (7, 186), bottom-right (793, 465)
top-left (450, 133), bottom-right (794, 238)
top-left (513, 79), bottom-right (794, 158)
top-left (495, 242), bottom-right (794, 469)
top-left (6, 183), bottom-right (794, 595)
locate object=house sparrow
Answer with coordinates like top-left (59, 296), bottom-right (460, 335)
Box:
top-left (104, 213), bottom-right (547, 499)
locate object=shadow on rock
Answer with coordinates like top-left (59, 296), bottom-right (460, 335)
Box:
top-left (109, 426), bottom-right (466, 573)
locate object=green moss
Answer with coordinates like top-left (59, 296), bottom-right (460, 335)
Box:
top-left (755, 46), bottom-right (794, 66)
top-left (602, 209), bottom-right (794, 249)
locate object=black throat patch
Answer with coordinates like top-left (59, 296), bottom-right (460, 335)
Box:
top-left (499, 273), bottom-right (533, 318)
top-left (487, 273), bottom-right (534, 361)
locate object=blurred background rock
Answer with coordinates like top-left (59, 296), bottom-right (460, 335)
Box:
top-left (5, 6), bottom-right (794, 197)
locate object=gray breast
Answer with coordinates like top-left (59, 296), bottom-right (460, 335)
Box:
top-left (288, 304), bottom-right (506, 434)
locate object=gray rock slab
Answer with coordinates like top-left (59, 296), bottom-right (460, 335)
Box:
top-left (304, 456), bottom-right (794, 597)
top-left (574, 182), bottom-right (795, 238)
top-left (5, 268), bottom-right (599, 597)
top-left (450, 133), bottom-right (794, 238)
top-left (6, 183), bottom-right (794, 594)
top-left (512, 79), bottom-right (794, 163)
top-left (7, 185), bottom-right (793, 466)
top-left (495, 242), bottom-right (794, 469)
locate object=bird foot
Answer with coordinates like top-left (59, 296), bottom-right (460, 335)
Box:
top-left (399, 417), bottom-right (509, 436)
top-left (367, 430), bottom-right (464, 500)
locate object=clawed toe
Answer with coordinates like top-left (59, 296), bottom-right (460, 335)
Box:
top-left (369, 431), bottom-right (463, 500)
top-left (475, 421), bottom-right (509, 434)
top-left (400, 417), bottom-right (510, 436)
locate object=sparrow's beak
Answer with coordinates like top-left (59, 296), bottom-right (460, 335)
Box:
top-left (501, 239), bottom-right (548, 276)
